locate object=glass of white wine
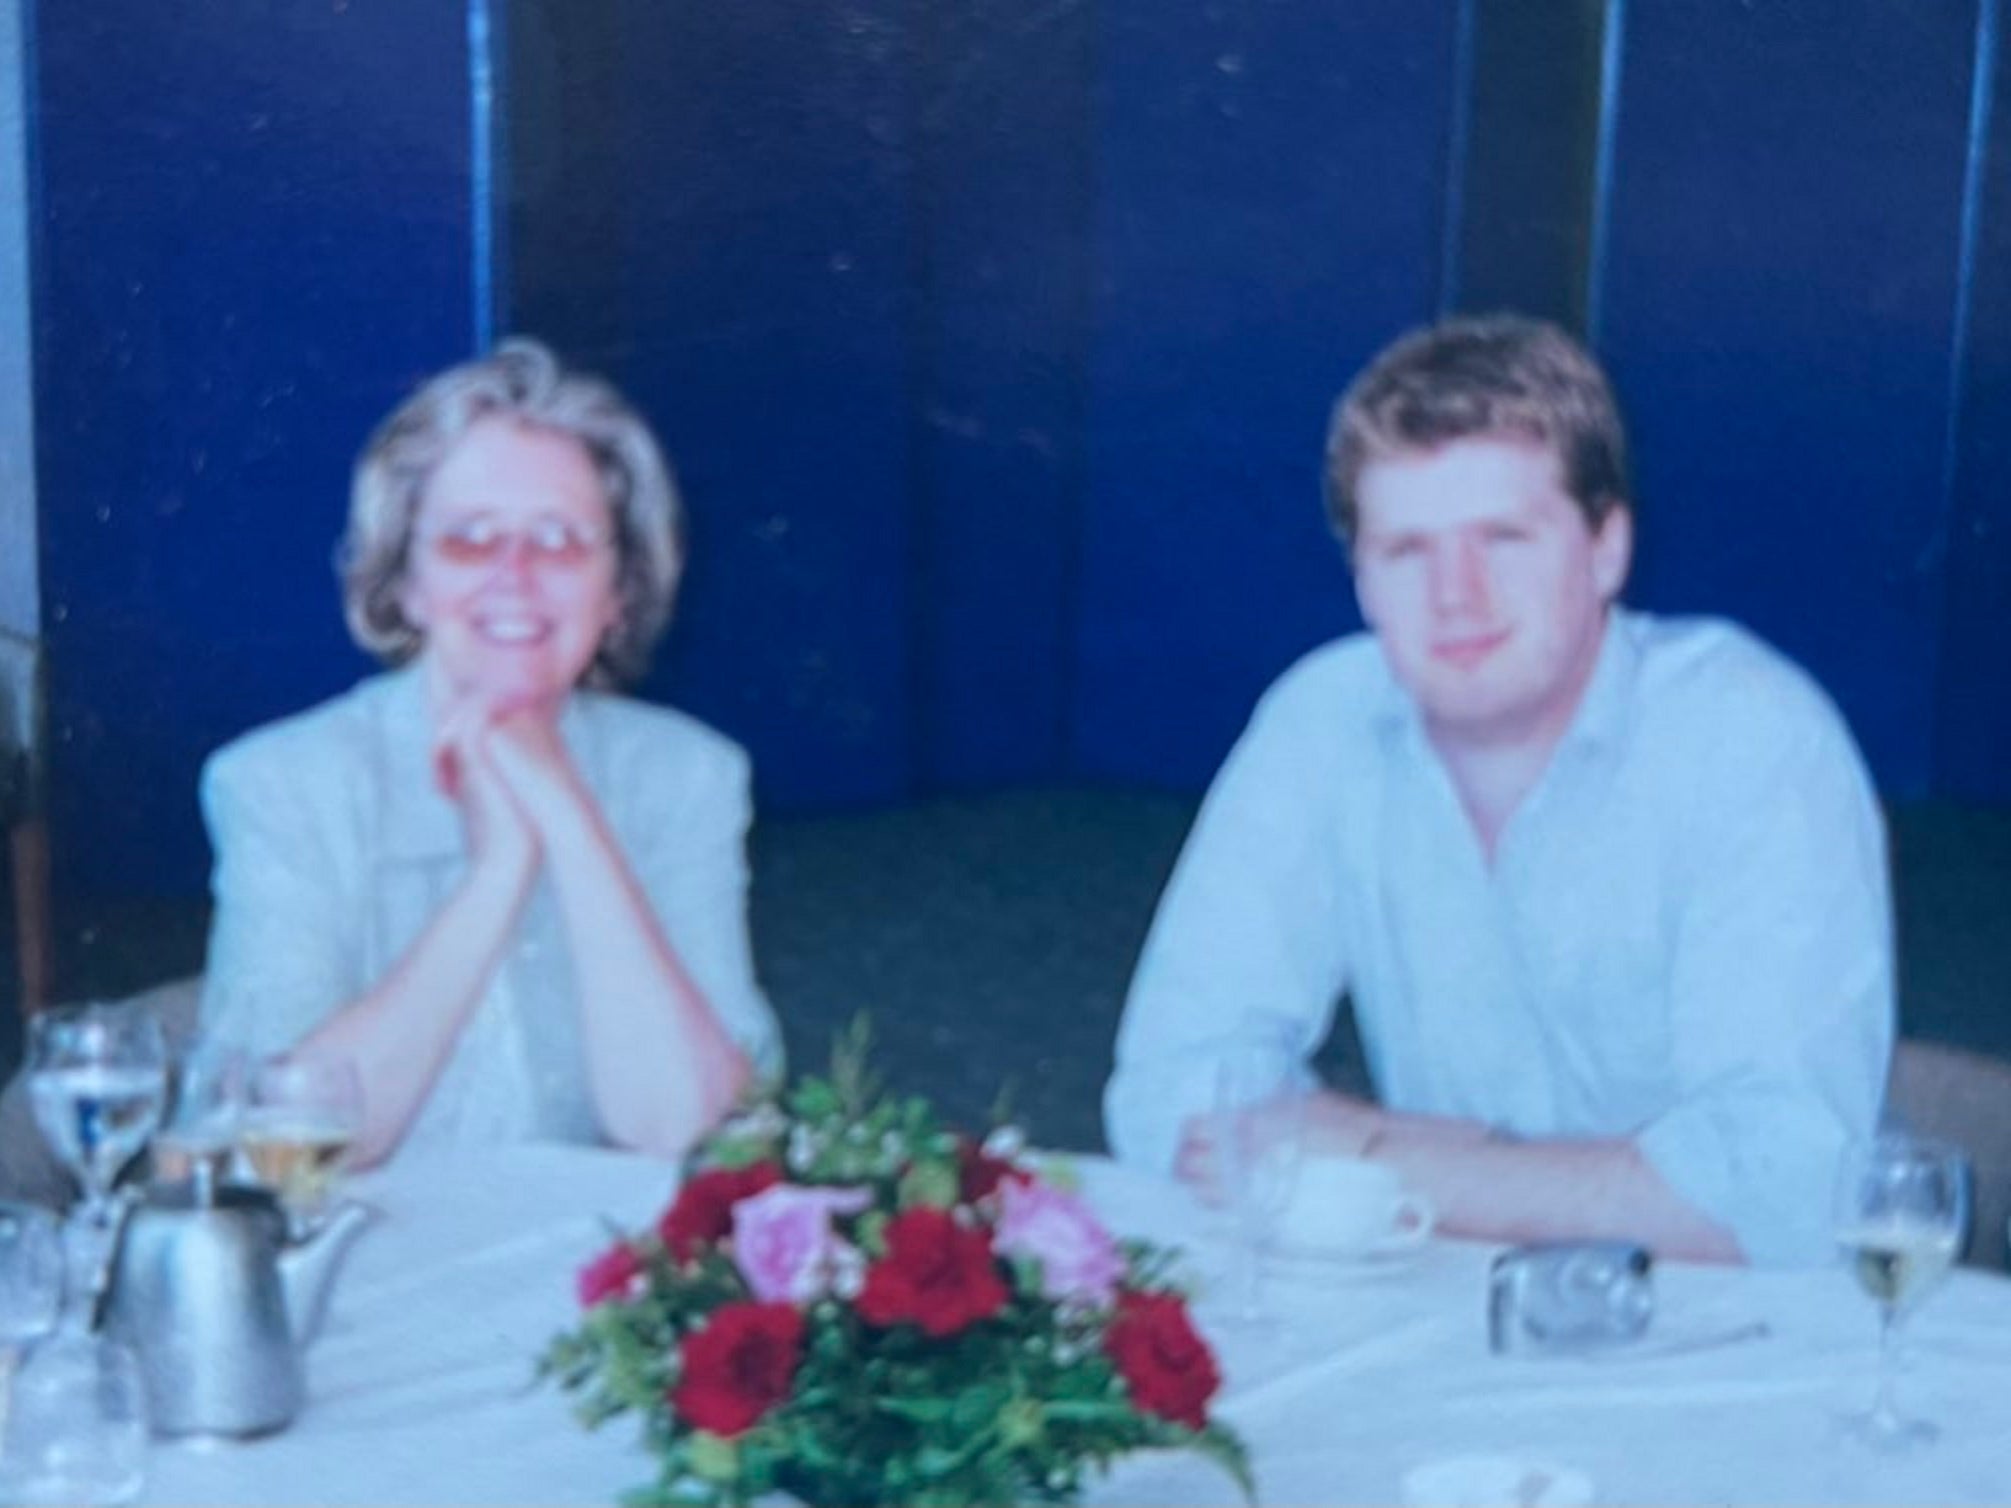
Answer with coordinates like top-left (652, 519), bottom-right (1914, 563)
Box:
top-left (153, 1041), bottom-right (249, 1190)
top-left (240, 1055), bottom-right (364, 1235)
top-left (1832, 1132), bottom-right (1970, 1450)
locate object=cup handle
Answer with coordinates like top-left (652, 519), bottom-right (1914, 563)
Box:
top-left (1385, 1192), bottom-right (1435, 1250)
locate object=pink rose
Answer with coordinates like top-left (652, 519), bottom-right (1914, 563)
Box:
top-left (730, 1184), bottom-right (872, 1304)
top-left (993, 1177), bottom-right (1125, 1307)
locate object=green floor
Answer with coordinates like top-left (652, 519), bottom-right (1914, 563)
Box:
top-left (7, 790), bottom-right (2009, 1155)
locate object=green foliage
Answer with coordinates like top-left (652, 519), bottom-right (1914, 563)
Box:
top-left (540, 1017), bottom-right (1253, 1507)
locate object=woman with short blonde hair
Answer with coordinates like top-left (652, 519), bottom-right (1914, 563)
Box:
top-left (200, 339), bottom-right (779, 1165)
top-left (341, 340), bottom-right (683, 684)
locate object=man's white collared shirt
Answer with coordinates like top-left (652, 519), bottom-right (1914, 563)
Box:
top-left (1105, 610), bottom-right (1894, 1265)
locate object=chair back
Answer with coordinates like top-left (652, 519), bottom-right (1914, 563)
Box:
top-left (1885, 1038), bottom-right (2011, 1270)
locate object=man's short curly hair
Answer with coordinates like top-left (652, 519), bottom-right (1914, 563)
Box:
top-left (1325, 314), bottom-right (1630, 542)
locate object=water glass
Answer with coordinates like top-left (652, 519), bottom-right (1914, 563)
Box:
top-left (27, 1002), bottom-right (168, 1311)
top-left (1210, 1033), bottom-right (1306, 1329)
top-left (0, 1202), bottom-right (62, 1350)
top-left (0, 1330), bottom-right (148, 1505)
top-left (27, 1004), bottom-right (168, 1212)
top-left (0, 1200), bottom-right (63, 1484)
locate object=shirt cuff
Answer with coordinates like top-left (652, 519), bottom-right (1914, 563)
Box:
top-left (1636, 1093), bottom-right (1847, 1267)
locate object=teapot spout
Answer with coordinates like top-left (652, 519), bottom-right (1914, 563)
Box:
top-left (278, 1201), bottom-right (373, 1344)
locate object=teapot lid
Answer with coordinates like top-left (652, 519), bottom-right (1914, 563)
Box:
top-left (143, 1178), bottom-right (284, 1220)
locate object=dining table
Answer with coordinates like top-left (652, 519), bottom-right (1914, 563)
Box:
top-left (137, 1142), bottom-right (2011, 1506)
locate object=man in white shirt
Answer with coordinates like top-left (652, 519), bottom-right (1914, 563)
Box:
top-left (1103, 315), bottom-right (1892, 1265)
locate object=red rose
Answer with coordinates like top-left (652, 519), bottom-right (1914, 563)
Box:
top-left (671, 1301), bottom-right (804, 1438)
top-left (956, 1136), bottom-right (1032, 1203)
top-left (658, 1162), bottom-right (783, 1262)
top-left (1105, 1289), bottom-right (1220, 1430)
top-left (576, 1241), bottom-right (644, 1308)
top-left (857, 1207), bottom-right (1009, 1337)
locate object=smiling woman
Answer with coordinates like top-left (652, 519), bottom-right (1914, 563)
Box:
top-left (197, 342), bottom-right (782, 1167)
top-left (400, 419), bottom-right (624, 719)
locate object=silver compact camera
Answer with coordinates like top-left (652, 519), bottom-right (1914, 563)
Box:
top-left (1488, 1241), bottom-right (1654, 1355)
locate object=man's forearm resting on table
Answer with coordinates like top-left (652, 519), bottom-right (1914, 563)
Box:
top-left (1364, 1107), bottom-right (1744, 1264)
top-left (1177, 1087), bottom-right (1746, 1263)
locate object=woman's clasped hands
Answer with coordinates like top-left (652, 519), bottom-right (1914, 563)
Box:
top-left (432, 692), bottom-right (589, 889)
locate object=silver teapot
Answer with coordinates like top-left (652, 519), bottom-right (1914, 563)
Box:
top-left (103, 1174), bottom-right (371, 1437)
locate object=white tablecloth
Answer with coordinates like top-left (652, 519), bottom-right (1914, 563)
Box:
top-left (142, 1145), bottom-right (2011, 1505)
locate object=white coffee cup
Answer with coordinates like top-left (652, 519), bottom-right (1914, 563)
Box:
top-left (1276, 1155), bottom-right (1434, 1257)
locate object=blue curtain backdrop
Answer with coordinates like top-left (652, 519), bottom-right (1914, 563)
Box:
top-left (31, 1), bottom-right (477, 901)
top-left (27, 0), bottom-right (2011, 903)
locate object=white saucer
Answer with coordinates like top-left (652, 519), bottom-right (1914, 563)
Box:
top-left (1266, 1231), bottom-right (1432, 1273)
top-left (1401, 1454), bottom-right (1594, 1507)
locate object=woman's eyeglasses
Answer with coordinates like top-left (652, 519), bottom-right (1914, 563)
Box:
top-left (420, 517), bottom-right (612, 570)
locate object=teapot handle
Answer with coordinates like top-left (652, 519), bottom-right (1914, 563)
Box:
top-left (85, 1184), bottom-right (147, 1332)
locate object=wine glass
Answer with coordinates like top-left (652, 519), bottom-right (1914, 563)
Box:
top-left (1831, 1132), bottom-right (1970, 1449)
top-left (240, 1054), bottom-right (364, 1234)
top-left (153, 1040), bottom-right (249, 1191)
top-left (13, 1007), bottom-right (161, 1508)
top-left (1209, 1030), bottom-right (1306, 1331)
top-left (26, 1003), bottom-right (169, 1293)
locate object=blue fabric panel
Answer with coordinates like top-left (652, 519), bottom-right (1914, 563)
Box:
top-left (1936, 2), bottom-right (2011, 800)
top-left (507, 3), bottom-right (916, 812)
top-left (907, 1), bottom-right (1093, 790)
top-left (33, 0), bottom-right (474, 898)
top-left (1074, 1), bottom-right (1460, 790)
top-left (1593, 2), bottom-right (1978, 797)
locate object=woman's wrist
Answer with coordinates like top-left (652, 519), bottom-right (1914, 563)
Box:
top-left (462, 836), bottom-right (539, 912)
top-left (530, 783), bottom-right (614, 873)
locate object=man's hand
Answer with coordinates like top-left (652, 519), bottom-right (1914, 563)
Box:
top-left (1174, 1088), bottom-right (1387, 1205)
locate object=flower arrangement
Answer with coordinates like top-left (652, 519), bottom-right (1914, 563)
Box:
top-left (540, 1026), bottom-right (1251, 1507)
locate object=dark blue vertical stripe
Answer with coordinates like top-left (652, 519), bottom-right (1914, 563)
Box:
top-left (1584, 0), bottom-right (1626, 343)
top-left (1436, 0), bottom-right (1479, 313)
top-left (505, 5), bottom-right (916, 809)
top-left (902, 1), bottom-right (1093, 791)
top-left (469, 0), bottom-right (498, 348)
top-left (1052, 12), bottom-right (1099, 783)
top-left (1929, 0), bottom-right (2001, 788)
top-left (898, 0), bottom-right (933, 793)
